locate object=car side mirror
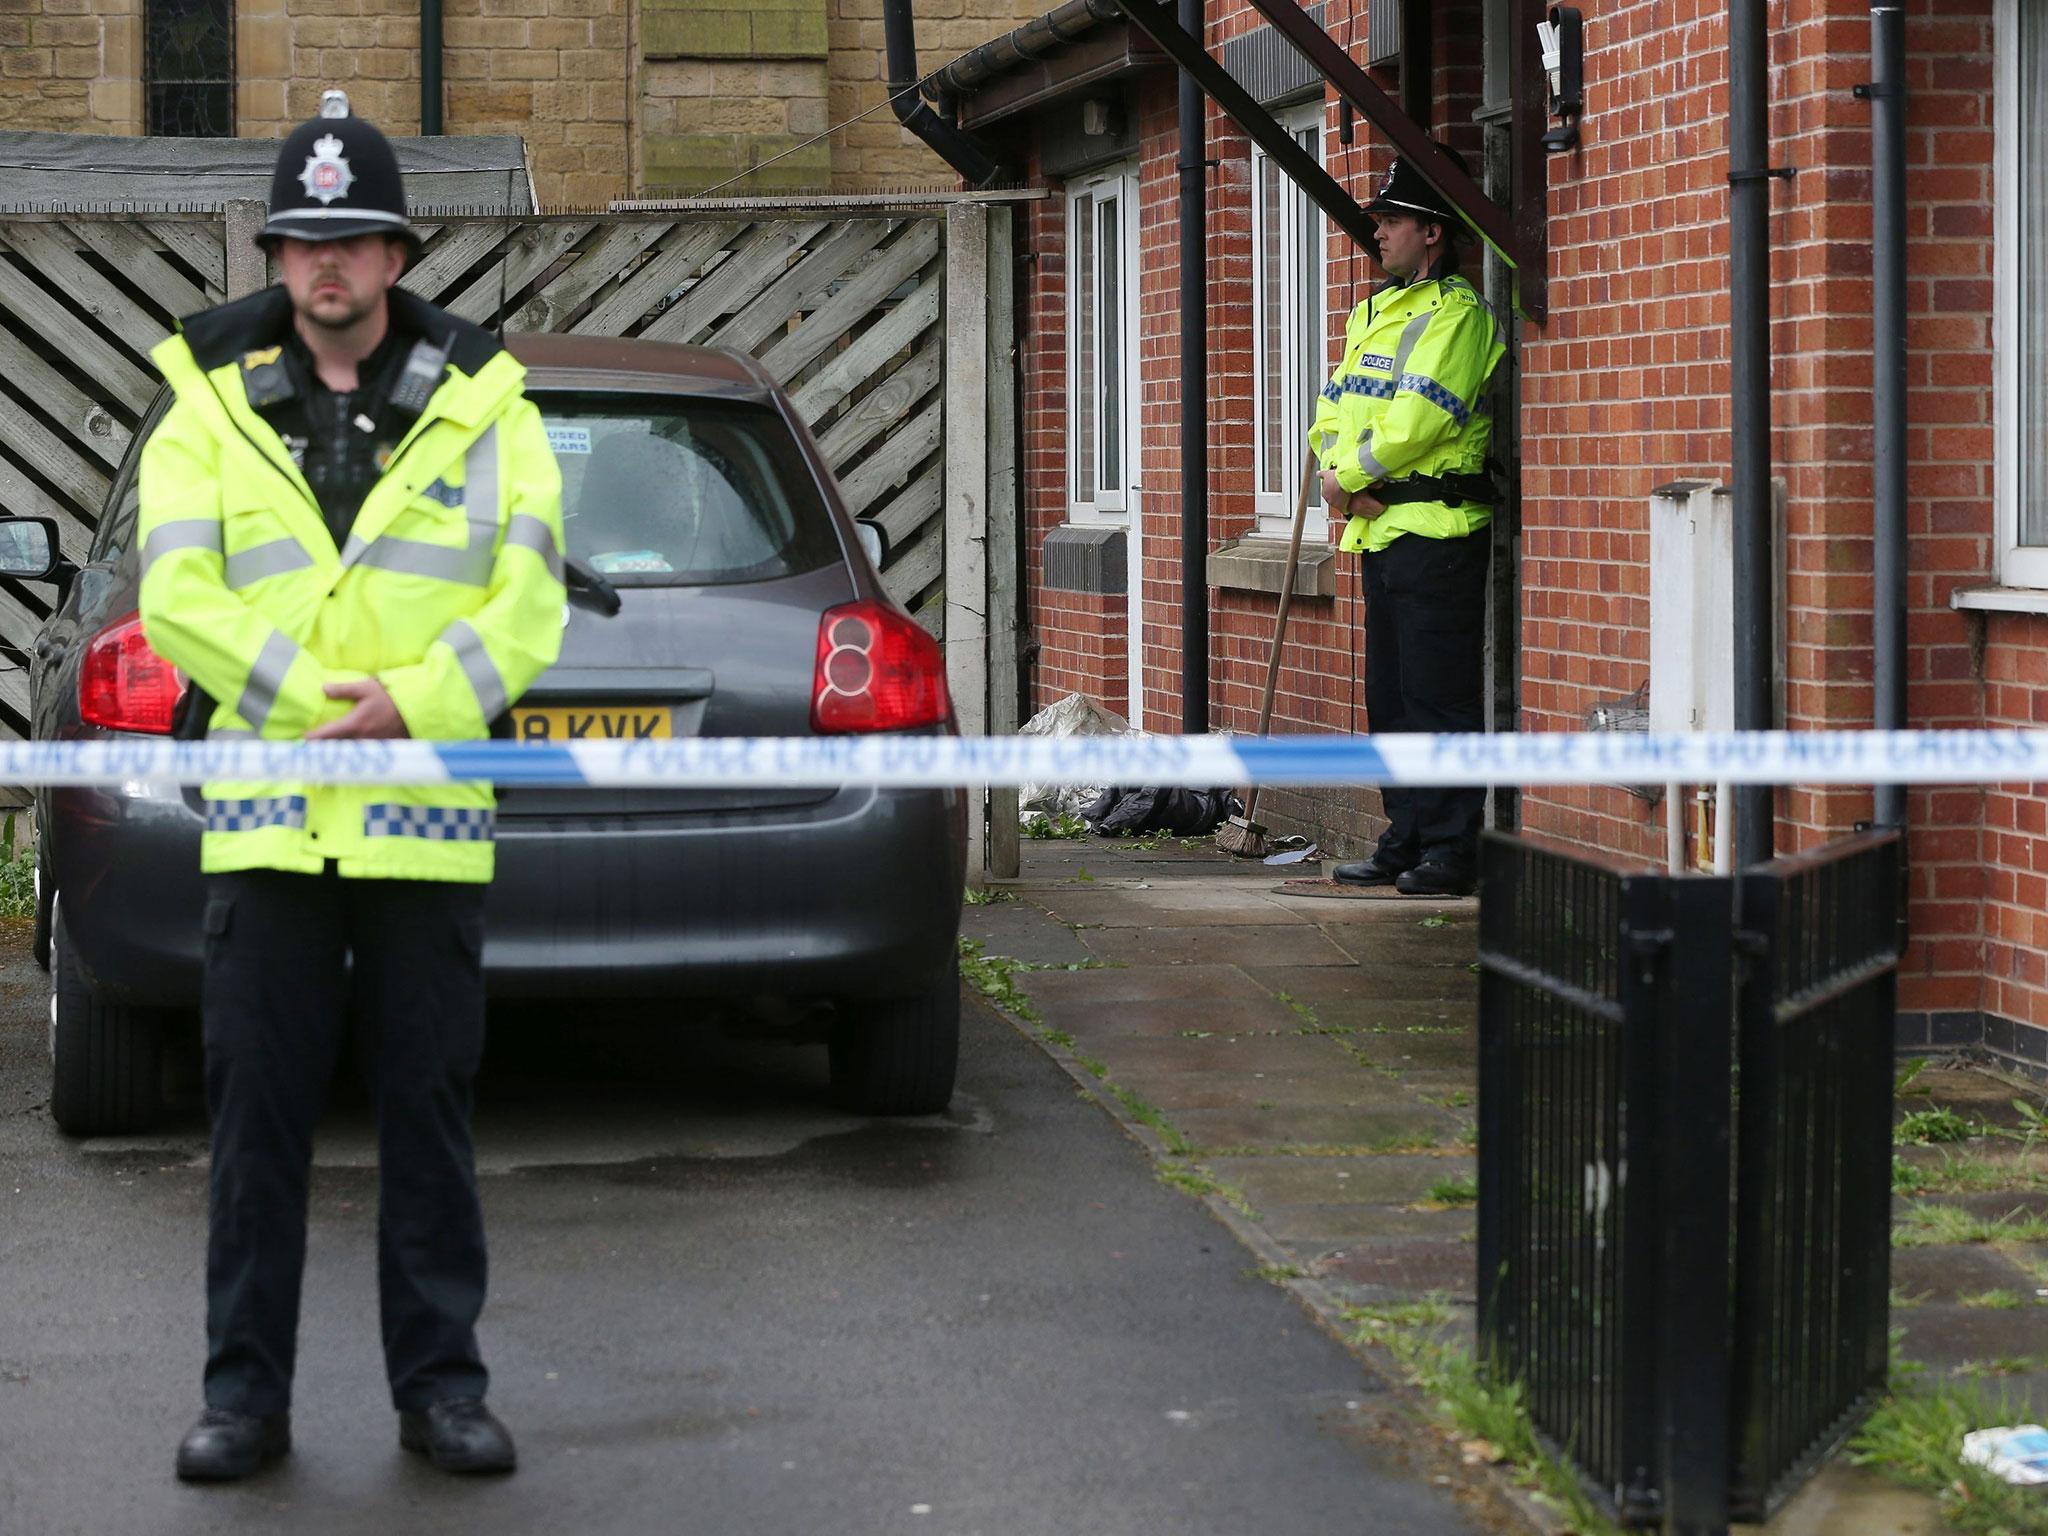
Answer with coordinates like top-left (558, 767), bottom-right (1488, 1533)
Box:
top-left (0, 516), bottom-right (60, 581)
top-left (855, 518), bottom-right (889, 569)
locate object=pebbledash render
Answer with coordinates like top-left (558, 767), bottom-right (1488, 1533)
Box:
top-left (936, 0), bottom-right (2047, 1076)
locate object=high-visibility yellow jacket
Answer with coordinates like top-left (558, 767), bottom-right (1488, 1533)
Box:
top-left (1308, 269), bottom-right (1505, 554)
top-left (138, 286), bottom-right (565, 883)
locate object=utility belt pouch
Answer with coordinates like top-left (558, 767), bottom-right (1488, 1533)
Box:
top-left (1373, 471), bottom-right (1500, 508)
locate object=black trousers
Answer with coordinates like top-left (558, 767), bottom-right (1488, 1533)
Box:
top-left (201, 869), bottom-right (490, 1417)
top-left (1361, 527), bottom-right (1491, 872)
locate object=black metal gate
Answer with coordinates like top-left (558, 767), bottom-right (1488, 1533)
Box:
top-left (1475, 831), bottom-right (1899, 1535)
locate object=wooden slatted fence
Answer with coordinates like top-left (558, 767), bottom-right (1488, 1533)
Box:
top-left (0, 203), bottom-right (983, 742)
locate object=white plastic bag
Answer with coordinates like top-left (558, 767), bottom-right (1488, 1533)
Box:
top-left (1018, 692), bottom-right (1130, 821)
top-left (1961, 1425), bottom-right (2048, 1485)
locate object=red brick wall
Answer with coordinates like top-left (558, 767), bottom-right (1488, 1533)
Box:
top-left (1515, 0), bottom-right (1997, 1016)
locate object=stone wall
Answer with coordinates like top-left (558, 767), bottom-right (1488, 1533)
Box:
top-left (0, 0), bottom-right (142, 133)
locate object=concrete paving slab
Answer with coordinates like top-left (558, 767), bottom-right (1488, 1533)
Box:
top-left (1894, 1302), bottom-right (2048, 1373)
top-left (1889, 1244), bottom-right (2036, 1304)
top-left (1207, 1155), bottom-right (1475, 1210)
top-left (1171, 1102), bottom-right (1459, 1153)
top-left (1021, 963), bottom-right (1272, 1006)
top-left (1261, 1203), bottom-right (1477, 1248)
top-left (1075, 1033), bottom-right (1362, 1081)
top-left (1022, 996), bottom-right (1311, 1041)
top-left (1249, 965), bottom-right (1477, 1009)
top-left (959, 901), bottom-right (1095, 966)
top-left (1743, 1461), bottom-right (1946, 1536)
top-left (1313, 1239), bottom-right (1479, 1302)
top-left (1036, 891), bottom-right (1316, 929)
top-left (1134, 1071), bottom-right (1425, 1115)
top-left (1080, 924), bottom-right (1358, 968)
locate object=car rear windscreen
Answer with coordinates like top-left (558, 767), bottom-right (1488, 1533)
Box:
top-left (536, 395), bottom-right (839, 586)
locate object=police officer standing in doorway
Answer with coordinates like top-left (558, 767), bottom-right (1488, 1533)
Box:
top-left (140, 93), bottom-right (565, 1481)
top-left (1314, 144), bottom-right (1506, 898)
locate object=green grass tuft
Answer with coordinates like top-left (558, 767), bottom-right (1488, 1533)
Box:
top-left (1850, 1381), bottom-right (2048, 1536)
top-left (1895, 1107), bottom-right (1973, 1146)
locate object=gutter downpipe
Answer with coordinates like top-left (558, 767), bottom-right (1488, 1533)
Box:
top-left (1730, 0), bottom-right (1774, 867)
top-left (882, 0), bottom-right (1004, 187)
top-left (1870, 2), bottom-right (1907, 834)
top-left (1177, 0), bottom-right (1210, 733)
top-left (421, 0), bottom-right (443, 134)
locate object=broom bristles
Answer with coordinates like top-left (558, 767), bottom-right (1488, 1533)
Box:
top-left (1215, 815), bottom-right (1268, 858)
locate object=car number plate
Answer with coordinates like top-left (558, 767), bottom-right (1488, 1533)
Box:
top-left (511, 706), bottom-right (673, 742)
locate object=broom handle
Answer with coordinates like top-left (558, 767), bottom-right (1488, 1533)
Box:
top-left (1243, 455), bottom-right (1317, 823)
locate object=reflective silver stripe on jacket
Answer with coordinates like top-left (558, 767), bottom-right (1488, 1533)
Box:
top-left (504, 513), bottom-right (564, 583)
top-left (1357, 434), bottom-right (1390, 483)
top-left (225, 538), bottom-right (316, 589)
top-left (340, 425), bottom-right (501, 587)
top-left (236, 630), bottom-right (299, 733)
top-left (1388, 311), bottom-right (1434, 386)
top-left (140, 519), bottom-right (223, 576)
top-left (362, 804), bottom-right (495, 842)
top-left (443, 619), bottom-right (507, 722)
top-left (204, 795), bottom-right (307, 833)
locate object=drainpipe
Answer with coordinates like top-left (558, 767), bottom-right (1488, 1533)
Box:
top-left (1177, 0), bottom-right (1209, 734)
top-left (421, 0), bottom-right (443, 134)
top-left (1868, 3), bottom-right (1907, 833)
top-left (882, 0), bottom-right (1004, 187)
top-left (1729, 0), bottom-right (1774, 867)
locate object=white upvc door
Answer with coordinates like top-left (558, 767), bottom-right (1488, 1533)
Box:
top-left (1067, 164), bottom-right (1144, 719)
top-left (1251, 107), bottom-right (1330, 541)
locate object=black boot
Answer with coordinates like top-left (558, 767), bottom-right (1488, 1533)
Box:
top-left (400, 1397), bottom-right (517, 1474)
top-left (1395, 860), bottom-right (1475, 898)
top-left (175, 1408), bottom-right (291, 1482)
top-left (1332, 854), bottom-right (1411, 887)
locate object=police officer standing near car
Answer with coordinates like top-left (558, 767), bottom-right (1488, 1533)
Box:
top-left (1313, 144), bottom-right (1506, 899)
top-left (139, 91), bottom-right (566, 1481)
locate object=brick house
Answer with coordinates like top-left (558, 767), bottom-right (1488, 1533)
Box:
top-left (0, 0), bottom-right (1051, 203)
top-left (927, 0), bottom-right (2045, 1076)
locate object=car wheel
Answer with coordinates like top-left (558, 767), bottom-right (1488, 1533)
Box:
top-left (31, 842), bottom-right (52, 972)
top-left (49, 899), bottom-right (164, 1136)
top-left (829, 954), bottom-right (960, 1116)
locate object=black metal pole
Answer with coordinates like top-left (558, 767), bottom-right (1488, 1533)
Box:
top-left (1870, 2), bottom-right (1907, 830)
top-left (1177, 0), bottom-right (1209, 734)
top-left (1729, 0), bottom-right (1774, 867)
top-left (420, 0), bottom-right (443, 134)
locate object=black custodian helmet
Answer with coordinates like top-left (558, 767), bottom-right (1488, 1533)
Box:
top-left (1364, 142), bottom-right (1473, 226)
top-left (260, 90), bottom-right (419, 251)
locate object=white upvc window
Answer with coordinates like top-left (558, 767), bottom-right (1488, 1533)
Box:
top-left (1997, 0), bottom-right (2048, 586)
top-left (1250, 106), bottom-right (1330, 540)
top-left (1067, 166), bottom-right (1139, 523)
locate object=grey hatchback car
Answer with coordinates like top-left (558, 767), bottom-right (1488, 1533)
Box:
top-left (5, 334), bottom-right (967, 1136)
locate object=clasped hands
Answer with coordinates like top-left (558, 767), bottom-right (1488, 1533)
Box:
top-left (306, 678), bottom-right (410, 740)
top-left (1319, 468), bottom-right (1384, 520)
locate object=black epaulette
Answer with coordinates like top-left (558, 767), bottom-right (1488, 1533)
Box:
top-left (388, 335), bottom-right (452, 421)
top-left (239, 346), bottom-right (297, 411)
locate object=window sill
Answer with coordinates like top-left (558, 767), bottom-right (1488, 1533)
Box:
top-left (1951, 586), bottom-right (2048, 617)
top-left (1207, 537), bottom-right (1337, 598)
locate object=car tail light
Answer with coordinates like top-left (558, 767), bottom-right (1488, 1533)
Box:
top-left (78, 612), bottom-right (183, 735)
top-left (811, 600), bottom-right (953, 734)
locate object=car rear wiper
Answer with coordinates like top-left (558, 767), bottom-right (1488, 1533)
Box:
top-left (563, 555), bottom-right (622, 616)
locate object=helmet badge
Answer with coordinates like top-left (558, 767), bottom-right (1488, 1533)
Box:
top-left (299, 133), bottom-right (354, 205)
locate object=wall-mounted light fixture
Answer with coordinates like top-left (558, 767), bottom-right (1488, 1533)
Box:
top-left (1537, 6), bottom-right (1584, 152)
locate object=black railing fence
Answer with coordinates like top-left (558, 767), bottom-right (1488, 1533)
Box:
top-left (1476, 831), bottom-right (1899, 1535)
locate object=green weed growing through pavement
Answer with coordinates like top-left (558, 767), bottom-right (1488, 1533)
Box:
top-left (1022, 812), bottom-right (1088, 840)
top-left (1156, 1164), bottom-right (1257, 1219)
top-left (957, 937), bottom-right (1042, 1025)
top-left (1423, 1175), bottom-right (1480, 1208)
top-left (963, 886), bottom-right (1017, 906)
top-left (1850, 1378), bottom-right (2048, 1536)
top-left (1344, 1301), bottom-right (1623, 1536)
top-left (1893, 1203), bottom-right (2048, 1248)
top-left (1895, 1108), bottom-right (1972, 1146)
top-left (1894, 1056), bottom-right (1931, 1097)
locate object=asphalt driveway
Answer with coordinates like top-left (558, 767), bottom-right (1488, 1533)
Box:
top-left (0, 923), bottom-right (1484, 1536)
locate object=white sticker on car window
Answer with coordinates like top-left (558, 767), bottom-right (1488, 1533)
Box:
top-left (546, 424), bottom-right (592, 456)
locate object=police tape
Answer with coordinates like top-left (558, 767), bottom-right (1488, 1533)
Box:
top-left (2, 729), bottom-right (2047, 789)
